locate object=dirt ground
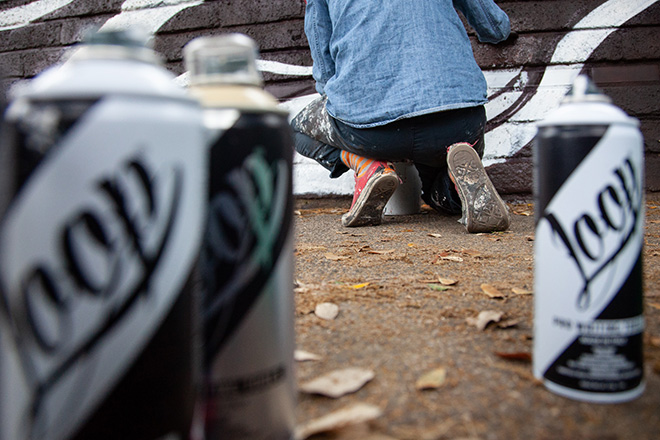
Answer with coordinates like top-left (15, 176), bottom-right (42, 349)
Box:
top-left (291, 192), bottom-right (660, 440)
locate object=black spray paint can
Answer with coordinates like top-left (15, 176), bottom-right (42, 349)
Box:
top-left (533, 75), bottom-right (645, 403)
top-left (0, 29), bottom-right (206, 439)
top-left (184, 34), bottom-right (296, 439)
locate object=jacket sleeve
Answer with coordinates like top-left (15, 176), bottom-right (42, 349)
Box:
top-left (453, 0), bottom-right (511, 44)
top-left (305, 0), bottom-right (335, 95)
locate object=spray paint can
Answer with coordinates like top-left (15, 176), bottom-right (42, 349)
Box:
top-left (0, 28), bottom-right (206, 439)
top-left (533, 75), bottom-right (645, 403)
top-left (183, 34), bottom-right (296, 439)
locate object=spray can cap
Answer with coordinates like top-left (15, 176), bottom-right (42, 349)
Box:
top-left (183, 34), bottom-right (263, 87)
top-left (562, 74), bottom-right (612, 104)
top-left (69, 27), bottom-right (160, 64)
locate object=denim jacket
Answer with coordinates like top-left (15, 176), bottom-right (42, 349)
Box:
top-left (305, 0), bottom-right (510, 128)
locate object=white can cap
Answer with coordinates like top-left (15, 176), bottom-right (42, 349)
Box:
top-left (183, 34), bottom-right (263, 87)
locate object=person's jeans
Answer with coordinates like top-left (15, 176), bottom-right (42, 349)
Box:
top-left (291, 96), bottom-right (486, 215)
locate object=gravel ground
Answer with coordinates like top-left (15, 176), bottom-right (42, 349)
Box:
top-left (292, 192), bottom-right (660, 440)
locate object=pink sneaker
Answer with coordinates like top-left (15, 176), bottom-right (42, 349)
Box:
top-left (341, 161), bottom-right (399, 227)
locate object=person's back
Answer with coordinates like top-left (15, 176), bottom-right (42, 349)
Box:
top-left (306, 0), bottom-right (510, 127)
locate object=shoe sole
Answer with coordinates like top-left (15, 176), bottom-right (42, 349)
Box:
top-left (341, 171), bottom-right (399, 227)
top-left (447, 143), bottom-right (510, 233)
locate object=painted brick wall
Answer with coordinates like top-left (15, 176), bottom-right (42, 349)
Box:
top-left (1, 0), bottom-right (659, 194)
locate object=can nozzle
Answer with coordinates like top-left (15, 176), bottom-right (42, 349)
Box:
top-left (562, 75), bottom-right (611, 104)
top-left (69, 26), bottom-right (159, 64)
top-left (183, 34), bottom-right (263, 87)
top-left (83, 26), bottom-right (152, 50)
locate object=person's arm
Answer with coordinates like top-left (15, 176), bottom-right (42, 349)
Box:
top-left (453, 0), bottom-right (511, 44)
top-left (304, 0), bottom-right (335, 95)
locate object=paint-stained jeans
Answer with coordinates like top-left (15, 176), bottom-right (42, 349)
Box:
top-left (291, 96), bottom-right (486, 215)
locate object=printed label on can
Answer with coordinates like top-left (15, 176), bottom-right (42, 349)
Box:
top-left (0, 96), bottom-right (205, 440)
top-left (200, 111), bottom-right (295, 439)
top-left (202, 113), bottom-right (293, 360)
top-left (534, 123), bottom-right (645, 402)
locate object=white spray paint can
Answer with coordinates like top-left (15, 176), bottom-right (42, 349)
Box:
top-left (533, 75), bottom-right (645, 403)
top-left (0, 28), bottom-right (206, 439)
top-left (184, 34), bottom-right (296, 439)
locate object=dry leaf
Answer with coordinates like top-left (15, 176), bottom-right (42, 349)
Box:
top-left (315, 302), bottom-right (339, 320)
top-left (461, 249), bottom-right (481, 257)
top-left (300, 368), bottom-right (375, 398)
top-left (428, 284), bottom-right (449, 292)
top-left (295, 350), bottom-right (322, 362)
top-left (351, 282), bottom-right (370, 289)
top-left (512, 287), bottom-right (533, 295)
top-left (367, 249), bottom-right (394, 255)
top-left (438, 277), bottom-right (458, 286)
top-left (512, 204), bottom-right (533, 216)
top-left (648, 302), bottom-right (660, 311)
top-left (466, 310), bottom-right (503, 331)
top-left (481, 284), bottom-right (505, 299)
top-left (325, 253), bottom-right (348, 261)
top-left (440, 255), bottom-right (463, 262)
top-left (497, 319), bottom-right (520, 329)
top-left (416, 367), bottom-right (447, 390)
top-left (428, 233), bottom-right (442, 238)
top-left (494, 352), bottom-right (532, 363)
top-left (295, 403), bottom-right (383, 440)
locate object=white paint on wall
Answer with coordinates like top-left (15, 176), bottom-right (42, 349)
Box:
top-left (0, 0), bottom-right (74, 31)
top-left (256, 60), bottom-right (314, 76)
top-left (483, 0), bottom-right (659, 166)
top-left (100, 0), bottom-right (202, 34)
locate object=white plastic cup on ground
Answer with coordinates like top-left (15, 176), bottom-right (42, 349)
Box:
top-left (384, 161), bottom-right (422, 215)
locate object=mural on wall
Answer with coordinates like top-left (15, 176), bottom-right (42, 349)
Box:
top-left (1, 0), bottom-right (658, 195)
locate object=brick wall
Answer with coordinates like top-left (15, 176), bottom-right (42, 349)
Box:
top-left (1, 0), bottom-right (659, 194)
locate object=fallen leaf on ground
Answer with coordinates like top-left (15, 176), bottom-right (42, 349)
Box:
top-left (440, 255), bottom-right (463, 262)
top-left (300, 368), bottom-right (375, 398)
top-left (461, 249), bottom-right (481, 257)
top-left (295, 403), bottom-right (383, 440)
top-left (428, 284), bottom-right (450, 292)
top-left (466, 310), bottom-right (504, 331)
top-left (315, 302), bottom-right (340, 320)
top-left (512, 287), bottom-right (533, 295)
top-left (325, 253), bottom-right (348, 261)
top-left (295, 350), bottom-right (322, 362)
top-left (494, 352), bottom-right (532, 363)
top-left (497, 319), bottom-right (520, 329)
top-left (428, 233), bottom-right (442, 238)
top-left (351, 282), bottom-right (370, 289)
top-left (512, 204), bottom-right (533, 216)
top-left (416, 367), bottom-right (447, 390)
top-left (438, 277), bottom-right (458, 286)
top-left (366, 249), bottom-right (395, 255)
top-left (481, 284), bottom-right (505, 299)
top-left (648, 302), bottom-right (660, 311)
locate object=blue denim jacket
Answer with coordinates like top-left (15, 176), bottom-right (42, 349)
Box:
top-left (305, 0), bottom-right (510, 128)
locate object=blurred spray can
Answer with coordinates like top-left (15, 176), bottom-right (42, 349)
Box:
top-left (0, 28), bottom-right (206, 439)
top-left (183, 34), bottom-right (296, 439)
top-left (533, 75), bottom-right (645, 403)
